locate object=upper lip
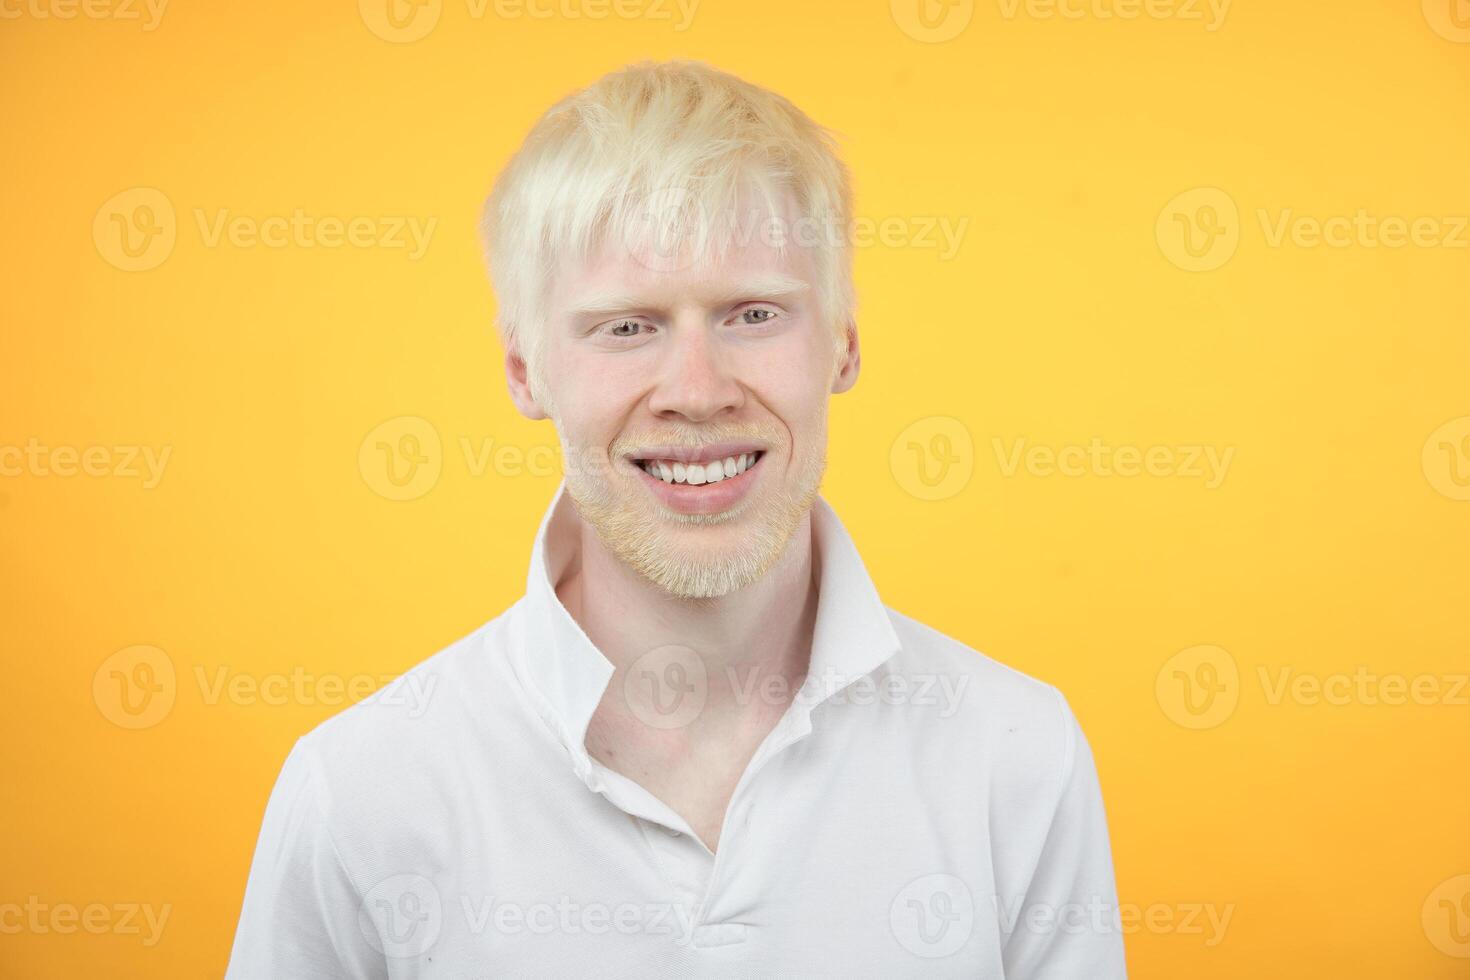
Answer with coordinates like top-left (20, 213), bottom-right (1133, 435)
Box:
top-left (626, 442), bottom-right (767, 465)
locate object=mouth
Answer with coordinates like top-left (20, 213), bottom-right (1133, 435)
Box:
top-left (622, 445), bottom-right (769, 516)
top-left (630, 449), bottom-right (766, 486)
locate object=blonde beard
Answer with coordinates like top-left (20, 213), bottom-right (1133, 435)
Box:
top-left (560, 432), bottom-right (827, 600)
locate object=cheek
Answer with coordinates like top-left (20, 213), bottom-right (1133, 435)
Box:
top-left (545, 349), bottom-right (646, 447)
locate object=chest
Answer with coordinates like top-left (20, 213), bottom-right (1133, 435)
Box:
top-left (585, 712), bottom-right (773, 852)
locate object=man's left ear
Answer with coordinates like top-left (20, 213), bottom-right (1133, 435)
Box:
top-left (831, 320), bottom-right (860, 394)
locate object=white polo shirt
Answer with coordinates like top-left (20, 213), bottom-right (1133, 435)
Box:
top-left (227, 483), bottom-right (1127, 978)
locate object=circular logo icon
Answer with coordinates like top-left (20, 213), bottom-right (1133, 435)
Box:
top-left (1423, 874), bottom-right (1470, 958)
top-left (890, 0), bottom-right (975, 42)
top-left (359, 0), bottom-right (441, 42)
top-left (359, 873), bottom-right (442, 957)
top-left (1423, 0), bottom-right (1470, 42)
top-left (1156, 644), bottom-right (1239, 730)
top-left (618, 186), bottom-right (713, 275)
top-left (359, 416), bottom-right (442, 501)
top-left (93, 645), bottom-right (177, 729)
top-left (93, 188), bottom-right (177, 272)
top-left (890, 873), bottom-right (975, 958)
top-left (623, 644), bottom-right (708, 731)
top-left (1156, 187), bottom-right (1239, 272)
top-left (890, 416), bottom-right (974, 501)
top-left (1422, 416), bottom-right (1470, 501)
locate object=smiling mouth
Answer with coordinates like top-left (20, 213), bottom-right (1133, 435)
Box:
top-left (631, 450), bottom-right (765, 486)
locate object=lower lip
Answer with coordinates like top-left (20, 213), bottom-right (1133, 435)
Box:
top-left (629, 454), bottom-right (764, 516)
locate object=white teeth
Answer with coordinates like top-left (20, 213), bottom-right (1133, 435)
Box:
top-left (639, 452), bottom-right (761, 485)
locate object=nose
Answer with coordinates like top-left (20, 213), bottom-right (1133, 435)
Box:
top-left (646, 318), bottom-right (745, 422)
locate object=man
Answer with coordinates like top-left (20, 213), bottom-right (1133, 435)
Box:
top-left (228, 60), bottom-right (1127, 978)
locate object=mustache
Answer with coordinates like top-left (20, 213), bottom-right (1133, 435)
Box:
top-left (609, 422), bottom-right (783, 456)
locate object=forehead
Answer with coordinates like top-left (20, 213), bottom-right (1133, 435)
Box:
top-left (550, 186), bottom-right (821, 314)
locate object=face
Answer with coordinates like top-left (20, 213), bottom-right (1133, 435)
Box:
top-left (508, 189), bottom-right (858, 599)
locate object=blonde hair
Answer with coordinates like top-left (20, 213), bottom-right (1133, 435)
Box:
top-left (480, 60), bottom-right (855, 403)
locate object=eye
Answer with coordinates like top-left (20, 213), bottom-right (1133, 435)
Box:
top-left (603, 318), bottom-right (651, 339)
top-left (736, 307), bottom-right (779, 326)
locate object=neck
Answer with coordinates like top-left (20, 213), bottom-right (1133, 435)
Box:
top-left (560, 511), bottom-right (820, 730)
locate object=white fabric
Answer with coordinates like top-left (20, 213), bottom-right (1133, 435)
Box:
top-left (227, 482), bottom-right (1127, 978)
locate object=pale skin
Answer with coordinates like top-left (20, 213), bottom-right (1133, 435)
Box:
top-left (503, 193), bottom-right (860, 852)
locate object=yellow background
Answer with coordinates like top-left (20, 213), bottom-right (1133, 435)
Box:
top-left (3, 0), bottom-right (1468, 976)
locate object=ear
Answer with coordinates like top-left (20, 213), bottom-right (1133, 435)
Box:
top-left (830, 319), bottom-right (861, 395)
top-left (504, 348), bottom-right (549, 420)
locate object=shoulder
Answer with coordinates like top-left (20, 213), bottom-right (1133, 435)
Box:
top-left (284, 604), bottom-right (535, 820)
top-left (877, 606), bottom-right (1083, 793)
top-left (882, 606), bottom-right (1072, 723)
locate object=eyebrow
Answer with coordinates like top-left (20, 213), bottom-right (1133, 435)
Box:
top-left (565, 274), bottom-right (811, 319)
